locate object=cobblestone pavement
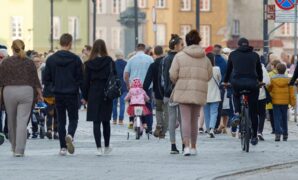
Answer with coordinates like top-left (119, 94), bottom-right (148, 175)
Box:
top-left (1, 110), bottom-right (298, 180)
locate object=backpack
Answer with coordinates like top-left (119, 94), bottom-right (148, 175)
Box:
top-left (104, 62), bottom-right (122, 101)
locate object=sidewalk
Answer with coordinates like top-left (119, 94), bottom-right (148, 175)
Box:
top-left (0, 111), bottom-right (298, 180)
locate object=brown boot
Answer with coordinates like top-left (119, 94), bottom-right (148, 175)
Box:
top-left (153, 126), bottom-right (162, 138)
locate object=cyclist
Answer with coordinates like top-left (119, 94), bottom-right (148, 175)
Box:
top-left (223, 38), bottom-right (263, 146)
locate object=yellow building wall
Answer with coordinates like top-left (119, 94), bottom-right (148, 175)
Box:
top-left (0, 0), bottom-right (34, 52)
top-left (142, 0), bottom-right (228, 48)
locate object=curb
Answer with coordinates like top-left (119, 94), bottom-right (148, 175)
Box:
top-left (198, 160), bottom-right (298, 180)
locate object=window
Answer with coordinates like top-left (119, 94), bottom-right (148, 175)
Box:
top-left (232, 19), bottom-right (240, 36)
top-left (180, 25), bottom-right (192, 40)
top-left (157, 24), bottom-right (166, 45)
top-left (200, 25), bottom-right (210, 48)
top-left (280, 23), bottom-right (292, 36)
top-left (97, 0), bottom-right (107, 14)
top-left (68, 17), bottom-right (80, 40)
top-left (156, 0), bottom-right (166, 8)
top-left (112, 0), bottom-right (125, 14)
top-left (139, 0), bottom-right (147, 8)
top-left (181, 0), bottom-right (191, 11)
top-left (53, 16), bottom-right (61, 40)
top-left (96, 27), bottom-right (107, 42)
top-left (11, 16), bottom-right (23, 40)
top-left (111, 28), bottom-right (121, 49)
top-left (200, 0), bottom-right (210, 12)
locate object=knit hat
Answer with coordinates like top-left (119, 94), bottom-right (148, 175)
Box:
top-left (205, 46), bottom-right (214, 54)
top-left (131, 78), bottom-right (143, 88)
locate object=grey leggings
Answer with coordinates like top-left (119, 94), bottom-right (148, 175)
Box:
top-left (3, 86), bottom-right (34, 154)
top-left (167, 101), bottom-right (182, 144)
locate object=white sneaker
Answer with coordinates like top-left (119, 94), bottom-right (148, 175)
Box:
top-left (65, 135), bottom-right (75, 154)
top-left (190, 148), bottom-right (197, 156)
top-left (96, 148), bottom-right (103, 156)
top-left (59, 148), bottom-right (67, 156)
top-left (183, 147), bottom-right (191, 156)
top-left (104, 147), bottom-right (112, 155)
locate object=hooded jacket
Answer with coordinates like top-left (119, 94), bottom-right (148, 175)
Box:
top-left (268, 74), bottom-right (295, 106)
top-left (82, 56), bottom-right (116, 122)
top-left (44, 50), bottom-right (83, 96)
top-left (169, 45), bottom-right (213, 105)
top-left (224, 46), bottom-right (263, 83)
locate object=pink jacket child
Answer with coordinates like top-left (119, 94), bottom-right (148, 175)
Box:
top-left (125, 78), bottom-right (151, 117)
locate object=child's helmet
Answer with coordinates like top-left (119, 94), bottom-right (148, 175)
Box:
top-left (131, 78), bottom-right (143, 88)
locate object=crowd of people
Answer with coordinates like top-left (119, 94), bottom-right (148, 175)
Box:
top-left (0, 29), bottom-right (298, 157)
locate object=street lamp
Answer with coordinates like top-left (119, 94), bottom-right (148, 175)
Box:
top-left (50, 0), bottom-right (54, 51)
top-left (196, 0), bottom-right (200, 31)
top-left (134, 0), bottom-right (138, 48)
top-left (92, 0), bottom-right (97, 42)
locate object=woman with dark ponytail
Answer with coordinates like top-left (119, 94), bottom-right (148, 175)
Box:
top-left (161, 34), bottom-right (184, 154)
top-left (0, 39), bottom-right (42, 157)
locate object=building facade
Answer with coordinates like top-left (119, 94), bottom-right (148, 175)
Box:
top-left (141, 0), bottom-right (229, 48)
top-left (0, 0), bottom-right (89, 54)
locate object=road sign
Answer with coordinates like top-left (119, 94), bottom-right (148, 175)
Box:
top-left (275, 0), bottom-right (296, 10)
top-left (267, 4), bottom-right (276, 20)
top-left (275, 0), bottom-right (298, 22)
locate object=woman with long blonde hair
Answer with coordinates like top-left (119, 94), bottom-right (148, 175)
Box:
top-left (0, 39), bottom-right (42, 157)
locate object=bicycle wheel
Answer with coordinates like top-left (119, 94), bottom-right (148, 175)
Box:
top-left (244, 107), bottom-right (251, 153)
top-left (136, 127), bottom-right (141, 140)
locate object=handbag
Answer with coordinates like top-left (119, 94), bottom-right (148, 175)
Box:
top-left (104, 62), bottom-right (122, 101)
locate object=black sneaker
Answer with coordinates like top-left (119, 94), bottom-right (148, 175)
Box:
top-left (251, 137), bottom-right (258, 146)
top-left (31, 133), bottom-right (38, 139)
top-left (199, 128), bottom-right (204, 134)
top-left (283, 135), bottom-right (288, 141)
top-left (275, 134), bottom-right (281, 142)
top-left (258, 134), bottom-right (265, 141)
top-left (0, 133), bottom-right (5, 145)
top-left (170, 144), bottom-right (180, 154)
top-left (46, 131), bottom-right (53, 140)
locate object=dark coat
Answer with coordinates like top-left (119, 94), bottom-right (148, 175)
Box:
top-left (162, 51), bottom-right (177, 98)
top-left (82, 56), bottom-right (116, 122)
top-left (115, 59), bottom-right (127, 93)
top-left (143, 56), bottom-right (164, 100)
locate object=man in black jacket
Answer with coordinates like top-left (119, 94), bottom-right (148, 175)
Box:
top-left (144, 46), bottom-right (167, 138)
top-left (224, 38), bottom-right (263, 146)
top-left (44, 33), bottom-right (83, 155)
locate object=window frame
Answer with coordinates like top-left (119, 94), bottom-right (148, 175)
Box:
top-left (181, 0), bottom-right (191, 11)
top-left (200, 0), bottom-right (211, 12)
top-left (156, 0), bottom-right (166, 9)
top-left (200, 25), bottom-right (211, 48)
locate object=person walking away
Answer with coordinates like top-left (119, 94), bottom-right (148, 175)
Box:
top-left (162, 34), bottom-right (184, 154)
top-left (82, 39), bottom-right (114, 156)
top-left (267, 60), bottom-right (281, 134)
top-left (170, 30), bottom-right (212, 156)
top-left (0, 40), bottom-right (42, 156)
top-left (41, 55), bottom-right (58, 140)
top-left (144, 46), bottom-right (167, 138)
top-left (0, 46), bottom-right (8, 145)
top-left (268, 63), bottom-right (296, 141)
top-left (204, 53), bottom-right (221, 138)
top-left (44, 34), bottom-right (83, 156)
top-left (213, 45), bottom-right (229, 133)
top-left (124, 44), bottom-right (154, 132)
top-left (112, 50), bottom-right (127, 125)
top-left (223, 38), bottom-right (263, 146)
top-left (257, 62), bottom-right (270, 141)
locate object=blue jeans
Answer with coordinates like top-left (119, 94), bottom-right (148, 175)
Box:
top-left (0, 111), bottom-right (2, 132)
top-left (112, 92), bottom-right (127, 121)
top-left (273, 105), bottom-right (288, 135)
top-left (204, 102), bottom-right (219, 130)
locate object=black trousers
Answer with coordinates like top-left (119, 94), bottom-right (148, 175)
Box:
top-left (233, 89), bottom-right (259, 138)
top-left (268, 109), bottom-right (275, 132)
top-left (257, 99), bottom-right (267, 134)
top-left (46, 104), bottom-right (58, 132)
top-left (56, 96), bottom-right (79, 149)
top-left (93, 121), bottom-right (110, 148)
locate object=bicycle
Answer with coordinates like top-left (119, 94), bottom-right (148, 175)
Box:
top-left (224, 83), bottom-right (264, 153)
top-left (127, 106), bottom-right (150, 140)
